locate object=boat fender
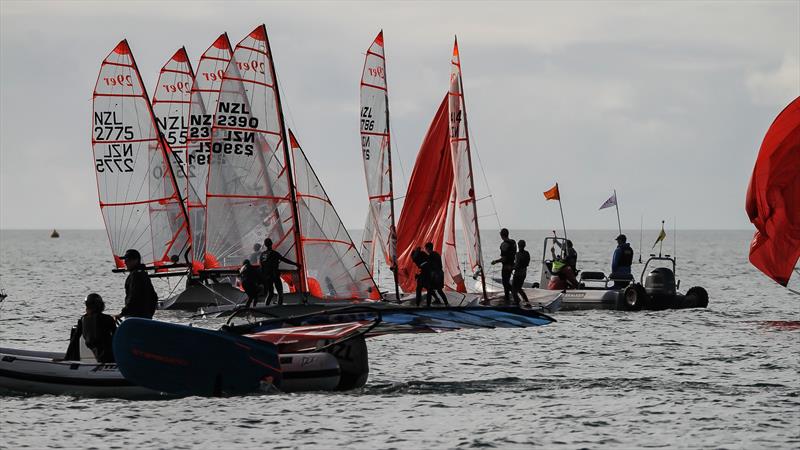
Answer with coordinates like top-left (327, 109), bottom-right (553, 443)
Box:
top-left (684, 286), bottom-right (709, 308)
top-left (618, 283), bottom-right (648, 311)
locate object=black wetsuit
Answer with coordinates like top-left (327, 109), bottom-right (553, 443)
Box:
top-left (259, 249), bottom-right (296, 305)
top-left (240, 263), bottom-right (262, 307)
top-left (425, 250), bottom-right (448, 306)
top-left (512, 249), bottom-right (530, 304)
top-left (411, 248), bottom-right (429, 307)
top-left (121, 264), bottom-right (158, 319)
top-left (499, 238), bottom-right (517, 302)
top-left (66, 313), bottom-right (117, 363)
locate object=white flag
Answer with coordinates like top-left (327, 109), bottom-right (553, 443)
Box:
top-left (599, 193), bottom-right (617, 210)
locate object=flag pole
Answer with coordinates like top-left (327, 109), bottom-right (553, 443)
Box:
top-left (638, 214), bottom-right (643, 263)
top-left (614, 189), bottom-right (622, 236)
top-left (558, 184), bottom-right (568, 245)
top-left (659, 220), bottom-right (665, 257)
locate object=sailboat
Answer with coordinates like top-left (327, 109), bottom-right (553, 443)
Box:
top-left (91, 40), bottom-right (191, 272)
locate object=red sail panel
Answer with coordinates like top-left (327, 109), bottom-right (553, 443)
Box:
top-left (152, 47), bottom-right (194, 266)
top-left (395, 95), bottom-right (454, 292)
top-left (290, 131), bottom-right (380, 300)
top-left (745, 96), bottom-right (800, 287)
top-left (186, 34), bottom-right (233, 272)
top-left (205, 26), bottom-right (296, 271)
top-left (92, 40), bottom-right (190, 269)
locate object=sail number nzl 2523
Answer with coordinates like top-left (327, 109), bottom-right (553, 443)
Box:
top-left (93, 111), bottom-right (134, 173)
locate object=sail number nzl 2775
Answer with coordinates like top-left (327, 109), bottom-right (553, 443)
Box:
top-left (94, 111), bottom-right (134, 173)
top-left (213, 101), bottom-right (256, 156)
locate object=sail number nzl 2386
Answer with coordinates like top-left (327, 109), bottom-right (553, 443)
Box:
top-left (213, 101), bottom-right (256, 156)
top-left (93, 111), bottom-right (134, 173)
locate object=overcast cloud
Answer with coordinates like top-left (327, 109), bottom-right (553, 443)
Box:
top-left (1, 0), bottom-right (798, 231)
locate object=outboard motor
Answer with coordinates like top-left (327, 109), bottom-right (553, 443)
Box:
top-left (644, 267), bottom-right (676, 297)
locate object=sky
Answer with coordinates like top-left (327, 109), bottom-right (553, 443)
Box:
top-left (0, 0), bottom-right (798, 231)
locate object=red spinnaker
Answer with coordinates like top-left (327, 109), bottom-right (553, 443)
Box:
top-left (395, 96), bottom-right (454, 292)
top-left (745, 96), bottom-right (800, 287)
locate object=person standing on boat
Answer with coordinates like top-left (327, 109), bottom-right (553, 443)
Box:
top-left (550, 242), bottom-right (579, 289)
top-left (424, 242), bottom-right (449, 306)
top-left (116, 249), bottom-right (158, 319)
top-left (239, 260), bottom-right (261, 308)
top-left (610, 234), bottom-right (635, 288)
top-left (259, 238), bottom-right (298, 306)
top-left (491, 228), bottom-right (517, 303)
top-left (512, 240), bottom-right (531, 305)
top-left (66, 293), bottom-right (116, 363)
top-left (411, 246), bottom-right (430, 307)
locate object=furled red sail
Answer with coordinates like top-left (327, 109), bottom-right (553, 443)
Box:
top-left (395, 96), bottom-right (454, 292)
top-left (745, 96), bottom-right (800, 287)
top-left (186, 34), bottom-right (233, 272)
top-left (290, 131), bottom-right (380, 300)
top-left (205, 26), bottom-right (299, 275)
top-left (448, 38), bottom-right (485, 284)
top-left (360, 31), bottom-right (397, 272)
top-left (92, 40), bottom-right (190, 269)
top-left (152, 47), bottom-right (194, 266)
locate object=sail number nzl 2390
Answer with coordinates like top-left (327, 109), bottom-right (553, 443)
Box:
top-left (93, 111), bottom-right (134, 173)
top-left (213, 101), bottom-right (256, 157)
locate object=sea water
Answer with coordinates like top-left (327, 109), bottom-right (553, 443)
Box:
top-left (0, 229), bottom-right (797, 449)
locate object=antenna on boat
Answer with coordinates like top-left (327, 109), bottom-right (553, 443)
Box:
top-left (638, 214), bottom-right (643, 263)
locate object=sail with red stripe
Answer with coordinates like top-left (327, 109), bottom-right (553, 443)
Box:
top-left (360, 31), bottom-right (398, 275)
top-left (360, 214), bottom-right (377, 275)
top-left (746, 96), bottom-right (800, 287)
top-left (290, 131), bottom-right (380, 300)
top-left (92, 40), bottom-right (190, 269)
top-left (186, 34), bottom-right (233, 272)
top-left (152, 47), bottom-right (194, 266)
top-left (205, 26), bottom-right (300, 277)
top-left (448, 38), bottom-right (486, 290)
top-left (443, 188), bottom-right (466, 292)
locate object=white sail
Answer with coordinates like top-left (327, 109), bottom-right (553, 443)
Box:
top-left (186, 34), bottom-right (233, 272)
top-left (360, 213), bottom-right (377, 276)
top-left (205, 25), bottom-right (298, 274)
top-left (360, 31), bottom-right (397, 271)
top-left (290, 131), bottom-right (380, 300)
top-left (443, 187), bottom-right (466, 292)
top-left (448, 38), bottom-right (484, 280)
top-left (92, 40), bottom-right (190, 269)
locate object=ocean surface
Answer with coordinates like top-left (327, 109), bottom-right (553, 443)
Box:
top-left (0, 229), bottom-right (798, 449)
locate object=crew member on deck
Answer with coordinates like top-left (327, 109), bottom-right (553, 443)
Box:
top-left (424, 242), bottom-right (449, 307)
top-left (610, 234), bottom-right (635, 288)
top-left (259, 238), bottom-right (298, 306)
top-left (512, 240), bottom-right (531, 305)
top-left (66, 294), bottom-right (117, 363)
top-left (116, 249), bottom-right (158, 319)
top-left (239, 259), bottom-right (261, 308)
top-left (491, 228), bottom-right (517, 303)
top-left (411, 246), bottom-right (429, 307)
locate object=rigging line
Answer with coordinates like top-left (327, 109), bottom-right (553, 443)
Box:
top-left (468, 130), bottom-right (502, 228)
top-left (388, 122), bottom-right (409, 197)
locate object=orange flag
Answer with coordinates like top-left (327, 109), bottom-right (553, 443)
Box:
top-left (543, 183), bottom-right (560, 201)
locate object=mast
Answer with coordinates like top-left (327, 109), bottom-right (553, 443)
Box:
top-left (381, 31), bottom-right (401, 302)
top-left (452, 36), bottom-right (487, 300)
top-left (265, 25), bottom-right (307, 294)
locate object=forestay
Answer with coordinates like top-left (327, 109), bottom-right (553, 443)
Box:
top-left (290, 131), bottom-right (380, 300)
top-left (152, 47), bottom-right (194, 266)
top-left (205, 26), bottom-right (298, 273)
top-left (186, 34), bottom-right (233, 272)
top-left (448, 39), bottom-right (485, 285)
top-left (92, 40), bottom-right (190, 269)
top-left (360, 31), bottom-right (397, 272)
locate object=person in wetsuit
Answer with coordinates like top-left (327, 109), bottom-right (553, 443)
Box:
top-left (550, 239), bottom-right (579, 288)
top-left (116, 249), bottom-right (158, 319)
top-left (66, 293), bottom-right (117, 363)
top-left (512, 240), bottom-right (531, 305)
top-left (610, 234), bottom-right (635, 288)
top-left (259, 238), bottom-right (298, 306)
top-left (424, 242), bottom-right (449, 306)
top-left (411, 246), bottom-right (429, 307)
top-left (239, 259), bottom-right (262, 308)
top-left (491, 228), bottom-right (517, 303)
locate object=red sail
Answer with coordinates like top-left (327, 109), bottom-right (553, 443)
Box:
top-left (395, 95), bottom-right (454, 292)
top-left (745, 96), bottom-right (800, 287)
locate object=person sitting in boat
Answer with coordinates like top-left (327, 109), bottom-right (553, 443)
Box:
top-left (259, 238), bottom-right (298, 306)
top-left (549, 242), bottom-right (579, 289)
top-left (239, 259), bottom-right (262, 308)
top-left (491, 228), bottom-right (517, 303)
top-left (65, 293), bottom-right (117, 363)
top-left (610, 234), bottom-right (635, 288)
top-left (116, 249), bottom-right (158, 319)
top-left (424, 242), bottom-right (449, 306)
top-left (411, 246), bottom-right (430, 307)
top-left (512, 240), bottom-right (531, 305)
